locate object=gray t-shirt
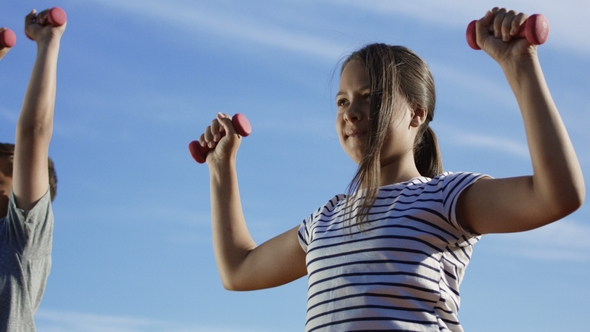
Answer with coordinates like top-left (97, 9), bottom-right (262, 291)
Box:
top-left (0, 191), bottom-right (53, 332)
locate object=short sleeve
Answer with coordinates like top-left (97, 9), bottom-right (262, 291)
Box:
top-left (438, 172), bottom-right (489, 239)
top-left (298, 218), bottom-right (310, 252)
top-left (297, 194), bottom-right (346, 253)
top-left (0, 190), bottom-right (53, 326)
top-left (5, 190), bottom-right (54, 257)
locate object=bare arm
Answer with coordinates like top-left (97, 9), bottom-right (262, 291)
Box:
top-left (204, 113), bottom-right (307, 290)
top-left (13, 10), bottom-right (65, 209)
top-left (457, 8), bottom-right (585, 234)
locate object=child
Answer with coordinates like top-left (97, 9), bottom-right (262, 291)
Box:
top-left (0, 9), bottom-right (65, 332)
top-left (197, 8), bottom-right (584, 331)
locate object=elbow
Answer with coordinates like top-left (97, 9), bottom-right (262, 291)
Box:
top-left (551, 182), bottom-right (585, 219)
top-left (219, 276), bottom-right (247, 291)
top-left (218, 268), bottom-right (249, 291)
top-left (567, 186), bottom-right (585, 214)
top-left (566, 179), bottom-right (585, 213)
top-left (220, 276), bottom-right (238, 291)
top-left (16, 122), bottom-right (53, 140)
top-left (557, 197), bottom-right (584, 219)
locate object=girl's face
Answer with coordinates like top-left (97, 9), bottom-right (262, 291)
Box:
top-left (336, 60), bottom-right (422, 166)
top-left (336, 60), bottom-right (371, 164)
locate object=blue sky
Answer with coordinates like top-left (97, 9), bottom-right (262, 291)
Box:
top-left (1, 0), bottom-right (589, 331)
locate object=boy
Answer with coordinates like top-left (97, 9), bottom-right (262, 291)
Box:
top-left (0, 9), bottom-right (65, 331)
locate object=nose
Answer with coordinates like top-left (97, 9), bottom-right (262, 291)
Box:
top-left (343, 100), bottom-right (365, 123)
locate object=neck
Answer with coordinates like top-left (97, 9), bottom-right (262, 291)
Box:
top-left (0, 197), bottom-right (7, 219)
top-left (379, 150), bottom-right (422, 186)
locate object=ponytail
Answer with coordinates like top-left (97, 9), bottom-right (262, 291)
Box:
top-left (414, 125), bottom-right (443, 178)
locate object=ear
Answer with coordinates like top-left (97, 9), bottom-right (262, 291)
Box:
top-left (0, 158), bottom-right (12, 177)
top-left (409, 107), bottom-right (427, 128)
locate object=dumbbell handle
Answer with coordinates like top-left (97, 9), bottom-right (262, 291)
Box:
top-left (189, 113), bottom-right (252, 164)
top-left (466, 14), bottom-right (549, 50)
top-left (26, 7), bottom-right (67, 40)
top-left (0, 29), bottom-right (16, 48)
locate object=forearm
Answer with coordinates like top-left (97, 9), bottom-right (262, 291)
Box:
top-left (18, 38), bottom-right (60, 136)
top-left (502, 55), bottom-right (585, 216)
top-left (209, 161), bottom-right (258, 289)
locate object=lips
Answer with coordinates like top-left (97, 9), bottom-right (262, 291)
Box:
top-left (346, 129), bottom-right (367, 138)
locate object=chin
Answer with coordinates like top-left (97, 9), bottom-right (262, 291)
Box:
top-left (346, 153), bottom-right (363, 165)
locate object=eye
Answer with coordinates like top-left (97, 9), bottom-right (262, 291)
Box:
top-left (336, 98), bottom-right (349, 107)
top-left (363, 93), bottom-right (371, 101)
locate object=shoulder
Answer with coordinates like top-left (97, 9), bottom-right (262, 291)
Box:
top-left (5, 190), bottom-right (54, 253)
top-left (298, 193), bottom-right (346, 248)
top-left (431, 171), bottom-right (488, 183)
top-left (431, 172), bottom-right (490, 237)
top-left (378, 172), bottom-right (488, 199)
top-left (426, 172), bottom-right (490, 196)
top-left (9, 190), bottom-right (53, 218)
top-left (304, 193), bottom-right (346, 223)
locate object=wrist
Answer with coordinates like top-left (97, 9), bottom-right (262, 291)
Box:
top-left (36, 35), bottom-right (61, 51)
top-left (208, 159), bottom-right (237, 183)
top-left (499, 52), bottom-right (538, 75)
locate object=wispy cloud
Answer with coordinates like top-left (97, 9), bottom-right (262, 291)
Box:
top-left (0, 106), bottom-right (18, 123)
top-left (82, 0), bottom-right (348, 60)
top-left (491, 218), bottom-right (590, 261)
top-left (52, 118), bottom-right (101, 140)
top-left (73, 202), bottom-right (210, 227)
top-left (36, 310), bottom-right (159, 332)
top-left (36, 309), bottom-right (262, 332)
top-left (255, 114), bottom-right (336, 140)
top-left (440, 128), bottom-right (529, 158)
top-left (429, 61), bottom-right (516, 109)
top-left (336, 0), bottom-right (590, 56)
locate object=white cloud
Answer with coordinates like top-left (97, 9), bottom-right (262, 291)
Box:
top-left (429, 61), bottom-right (516, 109)
top-left (74, 0), bottom-right (590, 93)
top-left (36, 310), bottom-right (159, 332)
top-left (256, 114), bottom-right (336, 140)
top-left (0, 106), bottom-right (18, 123)
top-left (492, 218), bottom-right (590, 261)
top-left (442, 129), bottom-right (529, 158)
top-left (80, 203), bottom-right (209, 227)
top-left (36, 309), bottom-right (262, 332)
top-left (336, 0), bottom-right (590, 56)
top-left (82, 0), bottom-right (348, 60)
top-left (52, 119), bottom-right (101, 140)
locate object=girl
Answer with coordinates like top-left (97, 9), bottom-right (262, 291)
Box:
top-left (197, 7), bottom-right (584, 332)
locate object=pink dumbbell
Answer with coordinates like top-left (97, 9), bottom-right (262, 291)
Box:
top-left (46, 7), bottom-right (67, 26)
top-left (188, 113), bottom-right (252, 164)
top-left (0, 28), bottom-right (16, 48)
top-left (466, 14), bottom-right (549, 50)
top-left (26, 7), bottom-right (67, 40)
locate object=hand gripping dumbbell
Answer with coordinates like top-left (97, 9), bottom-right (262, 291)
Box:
top-left (466, 14), bottom-right (549, 50)
top-left (189, 113), bottom-right (252, 164)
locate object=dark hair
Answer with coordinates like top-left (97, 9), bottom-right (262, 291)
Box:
top-left (341, 44), bottom-right (443, 225)
top-left (0, 142), bottom-right (58, 202)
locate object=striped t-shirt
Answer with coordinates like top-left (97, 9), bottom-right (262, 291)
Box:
top-left (298, 172), bottom-right (486, 332)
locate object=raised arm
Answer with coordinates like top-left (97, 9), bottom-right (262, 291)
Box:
top-left (457, 8), bottom-right (585, 235)
top-left (12, 10), bottom-right (65, 209)
top-left (203, 113), bottom-right (307, 290)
